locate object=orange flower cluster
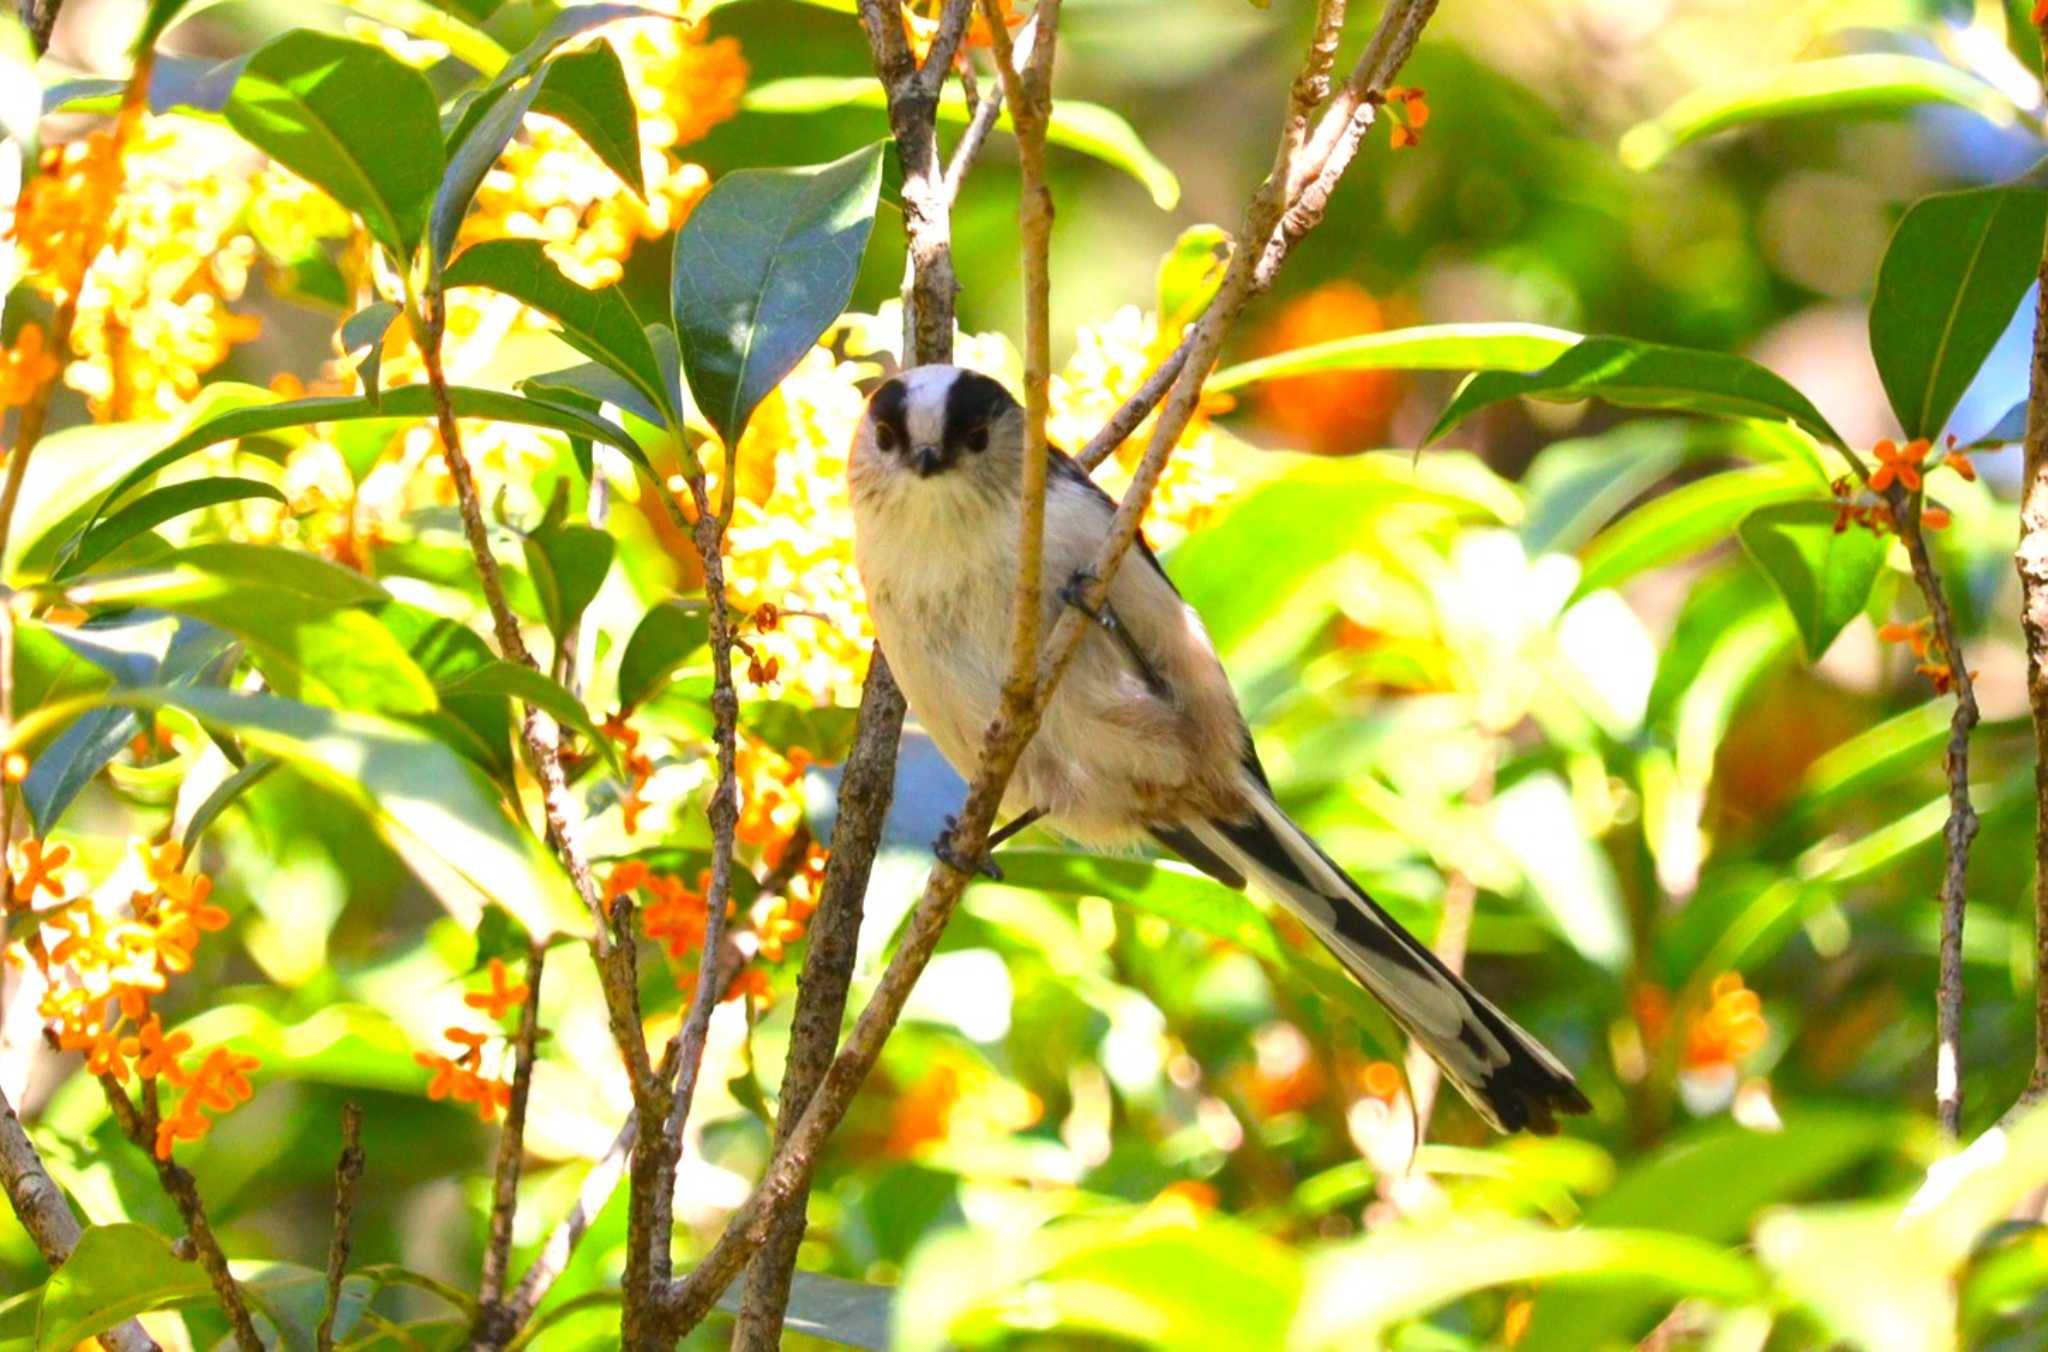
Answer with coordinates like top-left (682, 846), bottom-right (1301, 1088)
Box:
top-left (1836, 438), bottom-right (1972, 534)
top-left (1879, 617), bottom-right (1977, 696)
top-left (414, 1029), bottom-right (513, 1122)
top-left (750, 844), bottom-right (826, 963)
top-left (10, 129), bottom-right (126, 302)
top-left (412, 957), bottom-right (539, 1123)
top-left (1682, 972), bottom-right (1769, 1070)
top-left (4, 839), bottom-right (257, 1158)
top-left (737, 741), bottom-right (813, 847)
top-left (0, 324), bottom-right (60, 409)
top-left (901, 0), bottom-right (1023, 61)
top-left (604, 712), bottom-right (658, 835)
top-left (1383, 86), bottom-right (1430, 149)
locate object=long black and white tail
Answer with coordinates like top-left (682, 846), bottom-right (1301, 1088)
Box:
top-left (1156, 786), bottom-right (1590, 1135)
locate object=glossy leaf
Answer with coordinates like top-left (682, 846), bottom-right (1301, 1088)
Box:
top-left (1211, 322), bottom-right (1582, 393)
top-left (442, 3), bottom-right (659, 152)
top-left (444, 239), bottom-right (668, 420)
top-left (618, 599), bottom-right (710, 709)
top-left (25, 616), bottom-right (232, 834)
top-left (83, 385), bottom-right (637, 537)
top-left (435, 660), bottom-right (620, 775)
top-left (1297, 1222), bottom-right (1761, 1350)
top-left (995, 849), bottom-right (1285, 964)
top-left (110, 686), bottom-right (580, 935)
top-left (54, 476), bottom-right (286, 580)
top-left (224, 31), bottom-right (443, 258)
top-left (182, 755), bottom-right (279, 852)
top-left (531, 39), bottom-right (644, 196)
top-left (1619, 54), bottom-right (2019, 170)
top-left (430, 70), bottom-right (545, 271)
top-left (1576, 464), bottom-right (1815, 597)
top-left (1520, 1108), bottom-right (1895, 1352)
top-left (1870, 185), bottom-right (2048, 440)
top-left (343, 0), bottom-right (508, 75)
top-left (672, 141), bottom-right (885, 448)
top-left (744, 77), bottom-right (1181, 209)
top-left (1429, 337), bottom-right (1844, 450)
top-left (65, 544), bottom-right (439, 715)
top-left (340, 300), bottom-right (401, 407)
top-left (1738, 502), bottom-right (1888, 661)
top-left (708, 1269), bottom-right (893, 1350)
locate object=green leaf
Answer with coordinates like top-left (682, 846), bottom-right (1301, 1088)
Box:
top-left (1428, 337), bottom-right (1843, 449)
top-left (996, 849), bottom-right (1285, 964)
top-left (617, 599), bottom-right (710, 709)
top-left (340, 0), bottom-right (508, 75)
top-left (1156, 225), bottom-right (1230, 332)
top-left (431, 71), bottom-right (545, 272)
top-left (1210, 322), bottom-right (1582, 393)
top-left (25, 615), bottom-right (232, 833)
top-left (82, 385), bottom-right (638, 538)
top-left (1296, 1222), bottom-right (1762, 1350)
top-left (1576, 464), bottom-right (1815, 598)
top-left (66, 544), bottom-right (439, 715)
top-left (1619, 54), bottom-right (2021, 170)
top-left (435, 660), bottom-right (620, 775)
top-left (744, 77), bottom-right (1181, 209)
top-left (38, 1223), bottom-right (212, 1351)
top-left (520, 519), bottom-right (614, 644)
top-left (1519, 422), bottom-right (1691, 557)
top-left (54, 477), bottom-right (286, 580)
top-left (444, 239), bottom-right (668, 421)
top-left (340, 300), bottom-right (401, 408)
top-left (36, 1224), bottom-right (374, 1351)
top-left (133, 0), bottom-right (227, 54)
top-left (523, 360), bottom-right (667, 433)
top-left (532, 39), bottom-right (644, 197)
top-left (1871, 185), bottom-right (2048, 440)
top-left (1519, 1107), bottom-right (1896, 1352)
top-left (224, 30), bottom-right (443, 259)
top-left (673, 142), bottom-right (885, 448)
top-left (439, 3), bottom-right (660, 181)
top-left (1737, 502), bottom-right (1888, 661)
top-left (105, 687), bottom-right (580, 935)
top-left (709, 1270), bottom-right (893, 1350)
top-left (373, 600), bottom-right (515, 779)
top-left (182, 755), bottom-right (279, 852)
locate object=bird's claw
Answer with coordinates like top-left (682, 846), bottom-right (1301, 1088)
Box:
top-left (934, 815), bottom-right (1003, 881)
top-left (1058, 569), bottom-right (1100, 618)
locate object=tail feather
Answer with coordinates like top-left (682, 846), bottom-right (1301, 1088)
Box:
top-left (1166, 787), bottom-right (1590, 1135)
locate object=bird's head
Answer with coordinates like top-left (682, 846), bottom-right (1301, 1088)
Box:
top-left (848, 365), bottom-right (1023, 510)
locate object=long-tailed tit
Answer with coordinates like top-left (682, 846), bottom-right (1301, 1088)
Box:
top-left (848, 365), bottom-right (1589, 1134)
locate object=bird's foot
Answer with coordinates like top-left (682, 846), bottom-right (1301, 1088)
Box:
top-left (934, 815), bottom-right (1004, 881)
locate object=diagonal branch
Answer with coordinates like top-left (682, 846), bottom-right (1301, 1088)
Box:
top-left (0, 1087), bottom-right (158, 1351)
top-left (472, 941), bottom-right (547, 1341)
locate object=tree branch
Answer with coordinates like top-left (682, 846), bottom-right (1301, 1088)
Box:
top-left (101, 1076), bottom-right (262, 1352)
top-left (981, 0), bottom-right (1062, 705)
top-left (316, 1103), bottom-right (365, 1352)
top-left (653, 2), bottom-right (1436, 1338)
top-left (1890, 493), bottom-right (1980, 1140)
top-left (472, 941), bottom-right (547, 1342)
top-left (0, 1086), bottom-right (159, 1351)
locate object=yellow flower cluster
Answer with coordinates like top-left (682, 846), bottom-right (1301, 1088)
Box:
top-left (11, 118), bottom-right (262, 421)
top-left (459, 16), bottom-right (743, 289)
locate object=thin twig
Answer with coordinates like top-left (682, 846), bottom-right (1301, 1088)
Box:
top-left (653, 4), bottom-right (1437, 1338)
top-left (981, 0), bottom-right (1062, 705)
top-left (100, 1076), bottom-right (263, 1352)
top-left (316, 1104), bottom-right (366, 1352)
top-left (1891, 495), bottom-right (1980, 1141)
top-left (2018, 15), bottom-right (2048, 1118)
top-left (473, 940), bottom-right (547, 1342)
top-left (1074, 328), bottom-right (1196, 471)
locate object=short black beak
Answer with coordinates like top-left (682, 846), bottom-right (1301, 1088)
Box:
top-left (912, 446), bottom-right (945, 477)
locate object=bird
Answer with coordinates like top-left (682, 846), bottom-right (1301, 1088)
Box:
top-left (846, 364), bottom-right (1590, 1135)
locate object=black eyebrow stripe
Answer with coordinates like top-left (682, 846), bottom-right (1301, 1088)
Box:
top-left (868, 377), bottom-right (910, 448)
top-left (943, 370), bottom-right (1017, 451)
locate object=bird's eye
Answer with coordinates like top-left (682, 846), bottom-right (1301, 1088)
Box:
top-left (963, 426), bottom-right (989, 453)
top-left (874, 423), bottom-right (898, 452)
